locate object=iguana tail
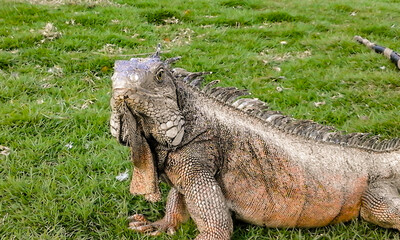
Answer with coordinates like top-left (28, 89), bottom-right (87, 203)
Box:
top-left (354, 35), bottom-right (400, 70)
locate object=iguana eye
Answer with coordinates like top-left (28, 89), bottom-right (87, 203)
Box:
top-left (155, 69), bottom-right (164, 82)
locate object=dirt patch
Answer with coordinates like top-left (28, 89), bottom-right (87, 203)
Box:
top-left (8, 0), bottom-right (119, 6)
top-left (260, 49), bottom-right (312, 64)
top-left (39, 23), bottom-right (62, 42)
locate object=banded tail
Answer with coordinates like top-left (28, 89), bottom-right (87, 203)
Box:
top-left (354, 35), bottom-right (400, 70)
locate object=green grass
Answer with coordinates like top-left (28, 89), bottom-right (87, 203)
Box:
top-left (1, 0), bottom-right (400, 239)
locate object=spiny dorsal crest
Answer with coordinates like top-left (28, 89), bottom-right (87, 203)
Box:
top-left (177, 67), bottom-right (400, 152)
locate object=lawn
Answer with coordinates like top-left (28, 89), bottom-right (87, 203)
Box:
top-left (1, 0), bottom-right (400, 239)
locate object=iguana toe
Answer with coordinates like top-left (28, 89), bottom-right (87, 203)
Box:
top-left (127, 214), bottom-right (148, 223)
top-left (127, 214), bottom-right (177, 236)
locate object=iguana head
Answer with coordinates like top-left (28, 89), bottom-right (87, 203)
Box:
top-left (110, 51), bottom-right (185, 147)
top-left (109, 48), bottom-right (184, 202)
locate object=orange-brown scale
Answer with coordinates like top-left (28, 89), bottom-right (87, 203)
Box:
top-left (219, 133), bottom-right (369, 228)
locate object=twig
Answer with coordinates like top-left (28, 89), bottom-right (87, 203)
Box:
top-left (354, 35), bottom-right (400, 70)
top-left (41, 113), bottom-right (69, 120)
top-left (92, 50), bottom-right (171, 57)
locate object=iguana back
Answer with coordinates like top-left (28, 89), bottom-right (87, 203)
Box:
top-left (173, 76), bottom-right (399, 228)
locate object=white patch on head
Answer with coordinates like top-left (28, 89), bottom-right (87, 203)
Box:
top-left (129, 73), bottom-right (139, 82)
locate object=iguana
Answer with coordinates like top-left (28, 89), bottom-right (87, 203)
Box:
top-left (110, 40), bottom-right (400, 240)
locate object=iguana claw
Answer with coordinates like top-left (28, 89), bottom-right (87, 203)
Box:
top-left (128, 214), bottom-right (176, 236)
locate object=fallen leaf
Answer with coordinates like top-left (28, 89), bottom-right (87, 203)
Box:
top-left (331, 93), bottom-right (344, 99)
top-left (81, 100), bottom-right (95, 109)
top-left (41, 83), bottom-right (56, 89)
top-left (0, 145), bottom-right (10, 156)
top-left (98, 44), bottom-right (123, 54)
top-left (65, 19), bottom-right (76, 25)
top-left (101, 66), bottom-right (109, 72)
top-left (164, 28), bottom-right (194, 47)
top-left (65, 142), bottom-right (73, 149)
top-left (270, 76), bottom-right (286, 82)
top-left (314, 101), bottom-right (326, 107)
top-left (48, 65), bottom-right (63, 77)
top-left (116, 170), bottom-right (129, 181)
top-left (39, 23), bottom-right (61, 42)
top-left (163, 17), bottom-right (179, 24)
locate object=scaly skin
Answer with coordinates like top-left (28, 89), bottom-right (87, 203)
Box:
top-left (110, 46), bottom-right (400, 239)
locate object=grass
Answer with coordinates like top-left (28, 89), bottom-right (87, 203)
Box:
top-left (1, 0), bottom-right (400, 239)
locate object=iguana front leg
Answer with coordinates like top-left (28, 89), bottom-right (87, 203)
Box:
top-left (129, 140), bottom-right (232, 239)
top-left (128, 187), bottom-right (189, 236)
top-left (166, 152), bottom-right (233, 240)
top-left (361, 179), bottom-right (400, 230)
top-left (182, 169), bottom-right (233, 240)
